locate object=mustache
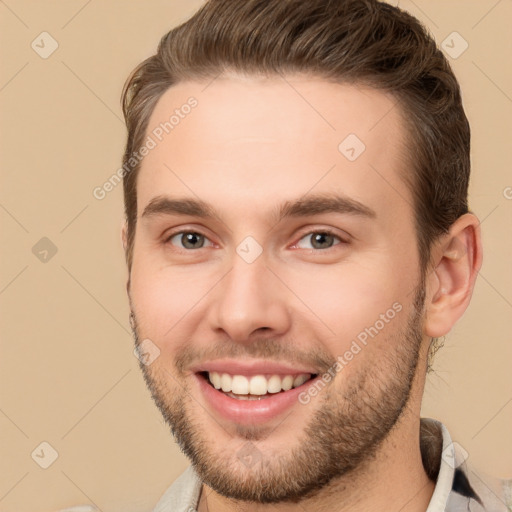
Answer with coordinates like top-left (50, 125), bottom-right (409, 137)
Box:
top-left (130, 311), bottom-right (335, 375)
top-left (173, 339), bottom-right (336, 375)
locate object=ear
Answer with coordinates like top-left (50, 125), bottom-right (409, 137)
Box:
top-left (121, 221), bottom-right (131, 294)
top-left (121, 220), bottom-right (128, 252)
top-left (424, 213), bottom-right (483, 338)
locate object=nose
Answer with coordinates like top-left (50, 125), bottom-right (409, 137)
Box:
top-left (206, 252), bottom-right (291, 344)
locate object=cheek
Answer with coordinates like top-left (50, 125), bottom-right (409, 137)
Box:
top-left (130, 265), bottom-right (205, 340)
top-left (285, 262), bottom-right (403, 341)
top-left (295, 269), bottom-right (410, 385)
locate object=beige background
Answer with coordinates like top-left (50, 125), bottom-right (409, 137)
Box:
top-left (1, 1), bottom-right (511, 511)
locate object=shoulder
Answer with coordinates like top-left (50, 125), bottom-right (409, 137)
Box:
top-left (448, 459), bottom-right (510, 512)
top-left (420, 418), bottom-right (509, 512)
top-left (151, 465), bottom-right (202, 512)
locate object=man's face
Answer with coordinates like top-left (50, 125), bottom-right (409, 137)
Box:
top-left (127, 75), bottom-right (429, 502)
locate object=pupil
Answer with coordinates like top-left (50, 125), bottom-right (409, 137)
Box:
top-left (313, 233), bottom-right (333, 249)
top-left (183, 233), bottom-right (203, 249)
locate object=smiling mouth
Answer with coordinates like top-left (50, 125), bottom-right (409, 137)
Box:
top-left (197, 371), bottom-right (318, 400)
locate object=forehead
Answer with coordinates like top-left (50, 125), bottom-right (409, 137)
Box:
top-left (136, 74), bottom-right (413, 224)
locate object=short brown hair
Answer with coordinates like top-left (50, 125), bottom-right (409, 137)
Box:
top-left (121, 0), bottom-right (470, 277)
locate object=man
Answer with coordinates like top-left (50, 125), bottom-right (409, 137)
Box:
top-left (118, 0), bottom-right (503, 511)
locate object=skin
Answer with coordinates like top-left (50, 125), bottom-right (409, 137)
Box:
top-left (122, 74), bottom-right (482, 512)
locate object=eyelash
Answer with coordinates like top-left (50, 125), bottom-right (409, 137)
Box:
top-left (293, 229), bottom-right (348, 251)
top-left (163, 228), bottom-right (348, 253)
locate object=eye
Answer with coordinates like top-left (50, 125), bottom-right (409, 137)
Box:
top-left (294, 230), bottom-right (346, 250)
top-left (165, 231), bottom-right (214, 250)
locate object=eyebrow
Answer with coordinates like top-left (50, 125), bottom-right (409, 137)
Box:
top-left (141, 192), bottom-right (377, 224)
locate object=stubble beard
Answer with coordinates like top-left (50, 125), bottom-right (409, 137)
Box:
top-left (131, 284), bottom-right (426, 504)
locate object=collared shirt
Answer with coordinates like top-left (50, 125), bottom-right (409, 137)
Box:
top-left (151, 417), bottom-right (509, 512)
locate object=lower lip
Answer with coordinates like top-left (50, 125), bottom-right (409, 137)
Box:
top-left (195, 373), bottom-right (318, 425)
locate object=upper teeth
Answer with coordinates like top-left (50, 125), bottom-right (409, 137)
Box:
top-left (207, 372), bottom-right (312, 395)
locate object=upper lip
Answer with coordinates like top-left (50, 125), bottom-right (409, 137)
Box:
top-left (190, 359), bottom-right (319, 376)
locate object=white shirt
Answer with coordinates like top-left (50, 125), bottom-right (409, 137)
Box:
top-left (150, 417), bottom-right (509, 512)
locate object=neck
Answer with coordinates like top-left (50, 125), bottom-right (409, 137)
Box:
top-left (198, 413), bottom-right (435, 512)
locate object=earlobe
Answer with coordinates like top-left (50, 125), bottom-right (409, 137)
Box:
top-left (424, 214), bottom-right (483, 338)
